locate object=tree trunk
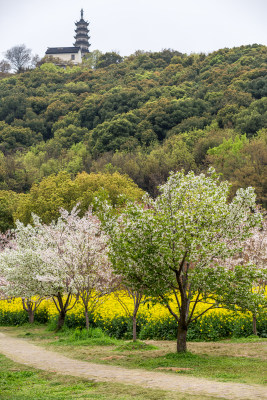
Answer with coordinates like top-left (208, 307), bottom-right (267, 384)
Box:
top-left (85, 309), bottom-right (90, 330)
top-left (56, 310), bottom-right (66, 331)
top-left (22, 299), bottom-right (35, 324)
top-left (177, 323), bottom-right (188, 353)
top-left (252, 314), bottom-right (257, 336)
top-left (54, 292), bottom-right (69, 331)
top-left (28, 309), bottom-right (34, 324)
top-left (132, 315), bottom-right (137, 342)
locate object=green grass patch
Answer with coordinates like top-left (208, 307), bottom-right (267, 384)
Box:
top-left (15, 326), bottom-right (119, 347)
top-left (0, 353), bottom-right (96, 400)
top-left (54, 336), bottom-right (119, 347)
top-left (228, 335), bottom-right (264, 343)
top-left (52, 327), bottom-right (120, 347)
top-left (129, 351), bottom-right (267, 385)
top-left (115, 340), bottom-right (158, 352)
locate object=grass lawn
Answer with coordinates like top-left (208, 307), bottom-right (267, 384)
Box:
top-left (1, 325), bottom-right (267, 387)
top-left (0, 353), bottom-right (221, 400)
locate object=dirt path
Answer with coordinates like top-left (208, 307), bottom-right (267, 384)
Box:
top-left (0, 332), bottom-right (266, 400)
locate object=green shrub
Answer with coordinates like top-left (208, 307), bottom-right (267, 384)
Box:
top-left (35, 308), bottom-right (49, 324)
top-left (71, 327), bottom-right (106, 340)
top-left (232, 313), bottom-right (267, 338)
top-left (46, 311), bottom-right (95, 331)
top-left (187, 313), bottom-right (233, 341)
top-left (95, 315), bottom-right (148, 339)
top-left (139, 311), bottom-right (267, 341)
top-left (0, 310), bottom-right (28, 326)
top-left (139, 316), bottom-right (177, 340)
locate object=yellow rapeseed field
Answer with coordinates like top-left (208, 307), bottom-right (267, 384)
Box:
top-left (0, 291), bottom-right (237, 322)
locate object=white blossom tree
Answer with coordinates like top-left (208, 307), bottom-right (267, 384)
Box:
top-left (0, 229), bottom-right (45, 323)
top-left (0, 232), bottom-right (13, 299)
top-left (104, 168), bottom-right (263, 352)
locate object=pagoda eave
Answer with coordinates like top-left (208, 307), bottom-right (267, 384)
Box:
top-left (75, 21), bottom-right (89, 26)
top-left (75, 34), bottom-right (89, 38)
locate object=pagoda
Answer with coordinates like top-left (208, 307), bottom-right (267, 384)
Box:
top-left (74, 9), bottom-right (91, 56)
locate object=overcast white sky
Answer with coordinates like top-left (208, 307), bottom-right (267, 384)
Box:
top-left (0, 0), bottom-right (266, 59)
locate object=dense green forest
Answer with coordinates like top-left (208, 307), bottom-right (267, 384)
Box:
top-left (0, 44), bottom-right (266, 231)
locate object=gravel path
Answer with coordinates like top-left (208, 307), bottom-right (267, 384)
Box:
top-left (0, 332), bottom-right (266, 400)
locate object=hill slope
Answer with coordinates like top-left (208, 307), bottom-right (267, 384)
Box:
top-left (0, 44), bottom-right (266, 224)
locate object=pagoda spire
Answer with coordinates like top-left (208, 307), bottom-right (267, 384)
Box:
top-left (74, 9), bottom-right (91, 56)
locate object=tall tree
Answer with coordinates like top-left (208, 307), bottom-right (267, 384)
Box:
top-left (105, 168), bottom-right (263, 352)
top-left (5, 44), bottom-right (32, 72)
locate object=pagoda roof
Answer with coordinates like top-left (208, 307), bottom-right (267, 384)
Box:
top-left (46, 47), bottom-right (81, 55)
top-left (75, 20), bottom-right (89, 26)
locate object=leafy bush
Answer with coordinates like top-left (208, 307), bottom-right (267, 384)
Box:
top-left (71, 327), bottom-right (105, 340)
top-left (95, 316), bottom-right (133, 339)
top-left (139, 311), bottom-right (267, 341)
top-left (0, 309), bottom-right (28, 326)
top-left (0, 308), bottom-right (48, 326)
top-left (139, 316), bottom-right (177, 340)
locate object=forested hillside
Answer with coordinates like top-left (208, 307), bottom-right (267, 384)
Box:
top-left (0, 44), bottom-right (266, 230)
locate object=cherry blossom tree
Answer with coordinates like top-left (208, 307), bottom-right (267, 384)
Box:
top-left (47, 207), bottom-right (114, 330)
top-left (0, 206), bottom-right (114, 329)
top-left (105, 168), bottom-right (263, 352)
top-left (25, 213), bottom-right (78, 330)
top-left (24, 206), bottom-right (113, 330)
top-left (220, 215), bottom-right (267, 335)
top-left (0, 229), bottom-right (45, 323)
top-left (0, 233), bottom-right (12, 299)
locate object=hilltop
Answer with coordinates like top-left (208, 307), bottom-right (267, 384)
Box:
top-left (0, 44), bottom-right (266, 229)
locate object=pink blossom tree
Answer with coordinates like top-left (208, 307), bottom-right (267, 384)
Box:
top-left (49, 207), bottom-right (115, 330)
top-left (0, 233), bottom-right (12, 299)
top-left (219, 215), bottom-right (267, 335)
top-left (0, 207), bottom-right (114, 330)
top-left (25, 206), bottom-right (114, 330)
